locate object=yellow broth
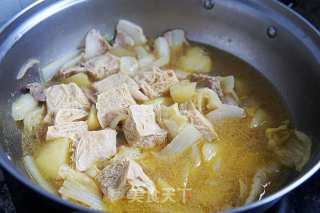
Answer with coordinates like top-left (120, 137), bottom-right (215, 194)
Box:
top-left (25, 43), bottom-right (290, 212)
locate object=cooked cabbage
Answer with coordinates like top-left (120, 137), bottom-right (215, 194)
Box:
top-left (160, 104), bottom-right (186, 121)
top-left (58, 164), bottom-right (105, 210)
top-left (159, 124), bottom-right (202, 156)
top-left (23, 155), bottom-right (56, 194)
top-left (162, 119), bottom-right (185, 139)
top-left (134, 46), bottom-right (155, 69)
top-left (244, 169), bottom-right (267, 204)
top-left (245, 164), bottom-right (279, 204)
top-left (250, 108), bottom-right (270, 128)
top-left (212, 157), bottom-right (222, 173)
top-left (154, 37), bottom-right (170, 67)
top-left (58, 164), bottom-right (99, 192)
top-left (266, 122), bottom-right (312, 171)
top-left (206, 104), bottom-right (245, 124)
top-left (193, 87), bottom-right (222, 113)
top-left (40, 51), bottom-right (79, 82)
top-left (218, 76), bottom-right (235, 94)
top-left (201, 143), bottom-right (217, 162)
top-left (239, 179), bottom-right (248, 201)
top-left (61, 54), bottom-right (84, 69)
top-left (265, 121), bottom-right (291, 149)
top-left (23, 106), bottom-right (44, 133)
top-left (164, 29), bottom-right (187, 48)
top-left (158, 104), bottom-right (188, 138)
top-left (293, 130), bottom-right (312, 170)
top-left (85, 165), bottom-right (100, 178)
top-left (59, 179), bottom-right (105, 210)
top-left (111, 146), bottom-right (142, 162)
top-left (217, 76), bottom-right (240, 104)
top-left (191, 144), bottom-right (202, 167)
top-left (11, 94), bottom-right (38, 121)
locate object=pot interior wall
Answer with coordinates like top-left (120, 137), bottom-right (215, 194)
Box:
top-left (0, 0), bottom-right (319, 209)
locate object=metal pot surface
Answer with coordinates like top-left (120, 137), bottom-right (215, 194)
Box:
top-left (0, 0), bottom-right (319, 212)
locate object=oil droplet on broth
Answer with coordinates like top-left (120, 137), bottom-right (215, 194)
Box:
top-left (104, 43), bottom-right (290, 213)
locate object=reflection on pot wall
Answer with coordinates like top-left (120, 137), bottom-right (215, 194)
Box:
top-left (0, 0), bottom-right (35, 26)
top-left (0, 0), bottom-right (35, 183)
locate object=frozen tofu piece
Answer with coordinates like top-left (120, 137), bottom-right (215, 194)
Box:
top-left (93, 73), bottom-right (148, 102)
top-left (74, 129), bottom-right (117, 171)
top-left (54, 108), bottom-right (88, 124)
top-left (85, 53), bottom-right (120, 80)
top-left (60, 53), bottom-right (121, 80)
top-left (45, 83), bottom-right (90, 115)
top-left (85, 29), bottom-right (111, 59)
top-left (134, 67), bottom-right (179, 99)
top-left (97, 158), bottom-right (155, 201)
top-left (113, 20), bottom-right (147, 48)
top-left (46, 121), bottom-right (88, 141)
top-left (123, 104), bottom-right (167, 148)
top-left (96, 84), bottom-right (136, 128)
top-left (180, 102), bottom-right (217, 141)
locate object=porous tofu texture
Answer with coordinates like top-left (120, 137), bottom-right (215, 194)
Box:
top-left (180, 102), bottom-right (217, 142)
top-left (54, 108), bottom-right (88, 124)
top-left (134, 67), bottom-right (179, 99)
top-left (74, 129), bottom-right (117, 171)
top-left (96, 84), bottom-right (136, 128)
top-left (97, 158), bottom-right (155, 201)
top-left (93, 73), bottom-right (148, 102)
top-left (45, 83), bottom-right (90, 115)
top-left (46, 121), bottom-right (88, 141)
top-left (123, 104), bottom-right (167, 148)
top-left (85, 53), bottom-right (120, 80)
top-left (59, 53), bottom-right (120, 80)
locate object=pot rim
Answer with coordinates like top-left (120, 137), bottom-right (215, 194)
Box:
top-left (0, 0), bottom-right (319, 212)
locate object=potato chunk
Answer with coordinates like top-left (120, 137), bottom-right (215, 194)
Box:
top-left (109, 47), bottom-right (136, 57)
top-left (177, 47), bottom-right (212, 73)
top-left (35, 138), bottom-right (70, 179)
top-left (144, 97), bottom-right (173, 106)
top-left (61, 73), bottom-right (92, 88)
top-left (170, 81), bottom-right (196, 103)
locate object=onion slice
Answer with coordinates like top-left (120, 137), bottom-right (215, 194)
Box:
top-left (11, 94), bottom-right (38, 121)
top-left (159, 124), bottom-right (202, 156)
top-left (40, 51), bottom-right (79, 82)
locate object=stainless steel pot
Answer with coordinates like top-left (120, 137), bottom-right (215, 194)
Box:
top-left (0, 0), bottom-right (319, 212)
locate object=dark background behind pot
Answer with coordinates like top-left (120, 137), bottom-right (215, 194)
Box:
top-left (0, 0), bottom-right (319, 212)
